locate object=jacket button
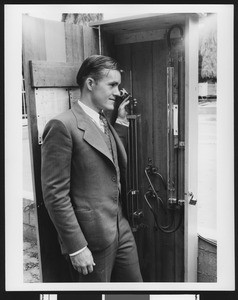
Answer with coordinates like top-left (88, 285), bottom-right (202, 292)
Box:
top-left (112, 176), bottom-right (116, 182)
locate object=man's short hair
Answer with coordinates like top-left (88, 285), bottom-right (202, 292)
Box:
top-left (76, 55), bottom-right (122, 90)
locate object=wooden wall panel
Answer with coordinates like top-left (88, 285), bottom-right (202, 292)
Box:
top-left (114, 29), bottom-right (182, 45)
top-left (109, 44), bottom-right (131, 124)
top-left (153, 39), bottom-right (174, 282)
top-left (152, 39), bottom-right (169, 281)
top-left (130, 41), bottom-right (157, 282)
top-left (22, 15), bottom-right (47, 62)
top-left (64, 22), bottom-right (84, 64)
top-left (44, 19), bottom-right (66, 62)
top-left (35, 88), bottom-right (70, 144)
top-left (83, 26), bottom-right (99, 58)
top-left (101, 31), bottom-right (116, 57)
top-left (30, 61), bottom-right (79, 87)
top-left (115, 44), bottom-right (131, 91)
top-left (152, 39), bottom-right (167, 183)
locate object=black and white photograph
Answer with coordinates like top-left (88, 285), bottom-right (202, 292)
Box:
top-left (4, 4), bottom-right (234, 292)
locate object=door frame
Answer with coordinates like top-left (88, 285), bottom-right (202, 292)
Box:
top-left (184, 14), bottom-right (199, 282)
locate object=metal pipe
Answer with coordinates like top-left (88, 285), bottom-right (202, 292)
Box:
top-left (91, 25), bottom-right (102, 55)
top-left (134, 118), bottom-right (139, 208)
top-left (177, 44), bottom-right (185, 204)
top-left (167, 66), bottom-right (177, 204)
top-left (127, 104), bottom-right (141, 231)
top-left (98, 25), bottom-right (102, 55)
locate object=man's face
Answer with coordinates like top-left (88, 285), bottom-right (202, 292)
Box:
top-left (90, 69), bottom-right (121, 112)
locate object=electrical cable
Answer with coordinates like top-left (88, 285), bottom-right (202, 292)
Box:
top-left (144, 191), bottom-right (174, 230)
top-left (145, 168), bottom-right (166, 211)
top-left (144, 191), bottom-right (183, 233)
top-left (144, 161), bottom-right (183, 233)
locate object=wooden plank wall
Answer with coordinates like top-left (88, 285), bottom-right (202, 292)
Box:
top-left (22, 15), bottom-right (99, 282)
top-left (132, 41), bottom-right (157, 282)
top-left (30, 61), bottom-right (79, 87)
top-left (152, 39), bottom-right (171, 282)
top-left (64, 22), bottom-right (84, 63)
top-left (115, 37), bottom-right (184, 282)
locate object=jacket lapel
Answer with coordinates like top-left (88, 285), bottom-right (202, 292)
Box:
top-left (71, 103), bottom-right (115, 164)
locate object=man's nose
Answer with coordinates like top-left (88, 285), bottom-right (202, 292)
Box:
top-left (113, 86), bottom-right (120, 96)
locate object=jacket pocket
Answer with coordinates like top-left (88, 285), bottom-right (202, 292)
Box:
top-left (74, 208), bottom-right (94, 222)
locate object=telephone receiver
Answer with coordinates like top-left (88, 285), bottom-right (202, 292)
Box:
top-left (117, 88), bottom-right (137, 114)
top-left (119, 88), bottom-right (130, 100)
top-left (110, 88), bottom-right (138, 124)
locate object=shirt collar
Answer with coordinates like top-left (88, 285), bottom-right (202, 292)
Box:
top-left (78, 100), bottom-right (100, 123)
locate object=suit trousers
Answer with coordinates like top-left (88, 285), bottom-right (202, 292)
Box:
top-left (65, 204), bottom-right (143, 282)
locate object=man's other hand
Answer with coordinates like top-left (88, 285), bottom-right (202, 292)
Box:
top-left (117, 97), bottom-right (130, 121)
top-left (70, 247), bottom-right (96, 275)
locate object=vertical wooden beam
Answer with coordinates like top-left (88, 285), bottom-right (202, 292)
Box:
top-left (184, 14), bottom-right (199, 282)
top-left (22, 15), bottom-right (47, 62)
top-left (152, 39), bottom-right (171, 282)
top-left (83, 26), bottom-right (99, 58)
top-left (115, 44), bottom-right (131, 90)
top-left (174, 37), bottom-right (186, 282)
top-left (101, 31), bottom-right (116, 58)
top-left (64, 22), bottom-right (84, 64)
top-left (64, 22), bottom-right (85, 105)
top-left (44, 19), bottom-right (66, 62)
top-left (131, 41), bottom-right (156, 281)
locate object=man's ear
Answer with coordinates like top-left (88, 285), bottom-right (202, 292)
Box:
top-left (85, 77), bottom-right (95, 91)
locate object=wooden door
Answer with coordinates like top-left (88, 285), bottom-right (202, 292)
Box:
top-left (114, 35), bottom-right (185, 282)
top-left (22, 15), bottom-right (99, 281)
top-left (112, 15), bottom-right (199, 281)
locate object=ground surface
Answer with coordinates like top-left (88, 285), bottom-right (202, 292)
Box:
top-left (23, 240), bottom-right (40, 282)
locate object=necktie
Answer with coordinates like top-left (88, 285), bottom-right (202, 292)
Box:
top-left (99, 112), bottom-right (114, 160)
top-left (99, 113), bottom-right (110, 136)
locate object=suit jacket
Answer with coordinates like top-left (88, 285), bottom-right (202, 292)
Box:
top-left (41, 102), bottom-right (128, 254)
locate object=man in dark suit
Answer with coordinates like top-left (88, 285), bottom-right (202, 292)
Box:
top-left (41, 55), bottom-right (143, 282)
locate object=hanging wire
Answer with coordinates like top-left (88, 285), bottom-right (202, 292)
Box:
top-left (144, 167), bottom-right (166, 210)
top-left (143, 170), bottom-right (184, 233)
